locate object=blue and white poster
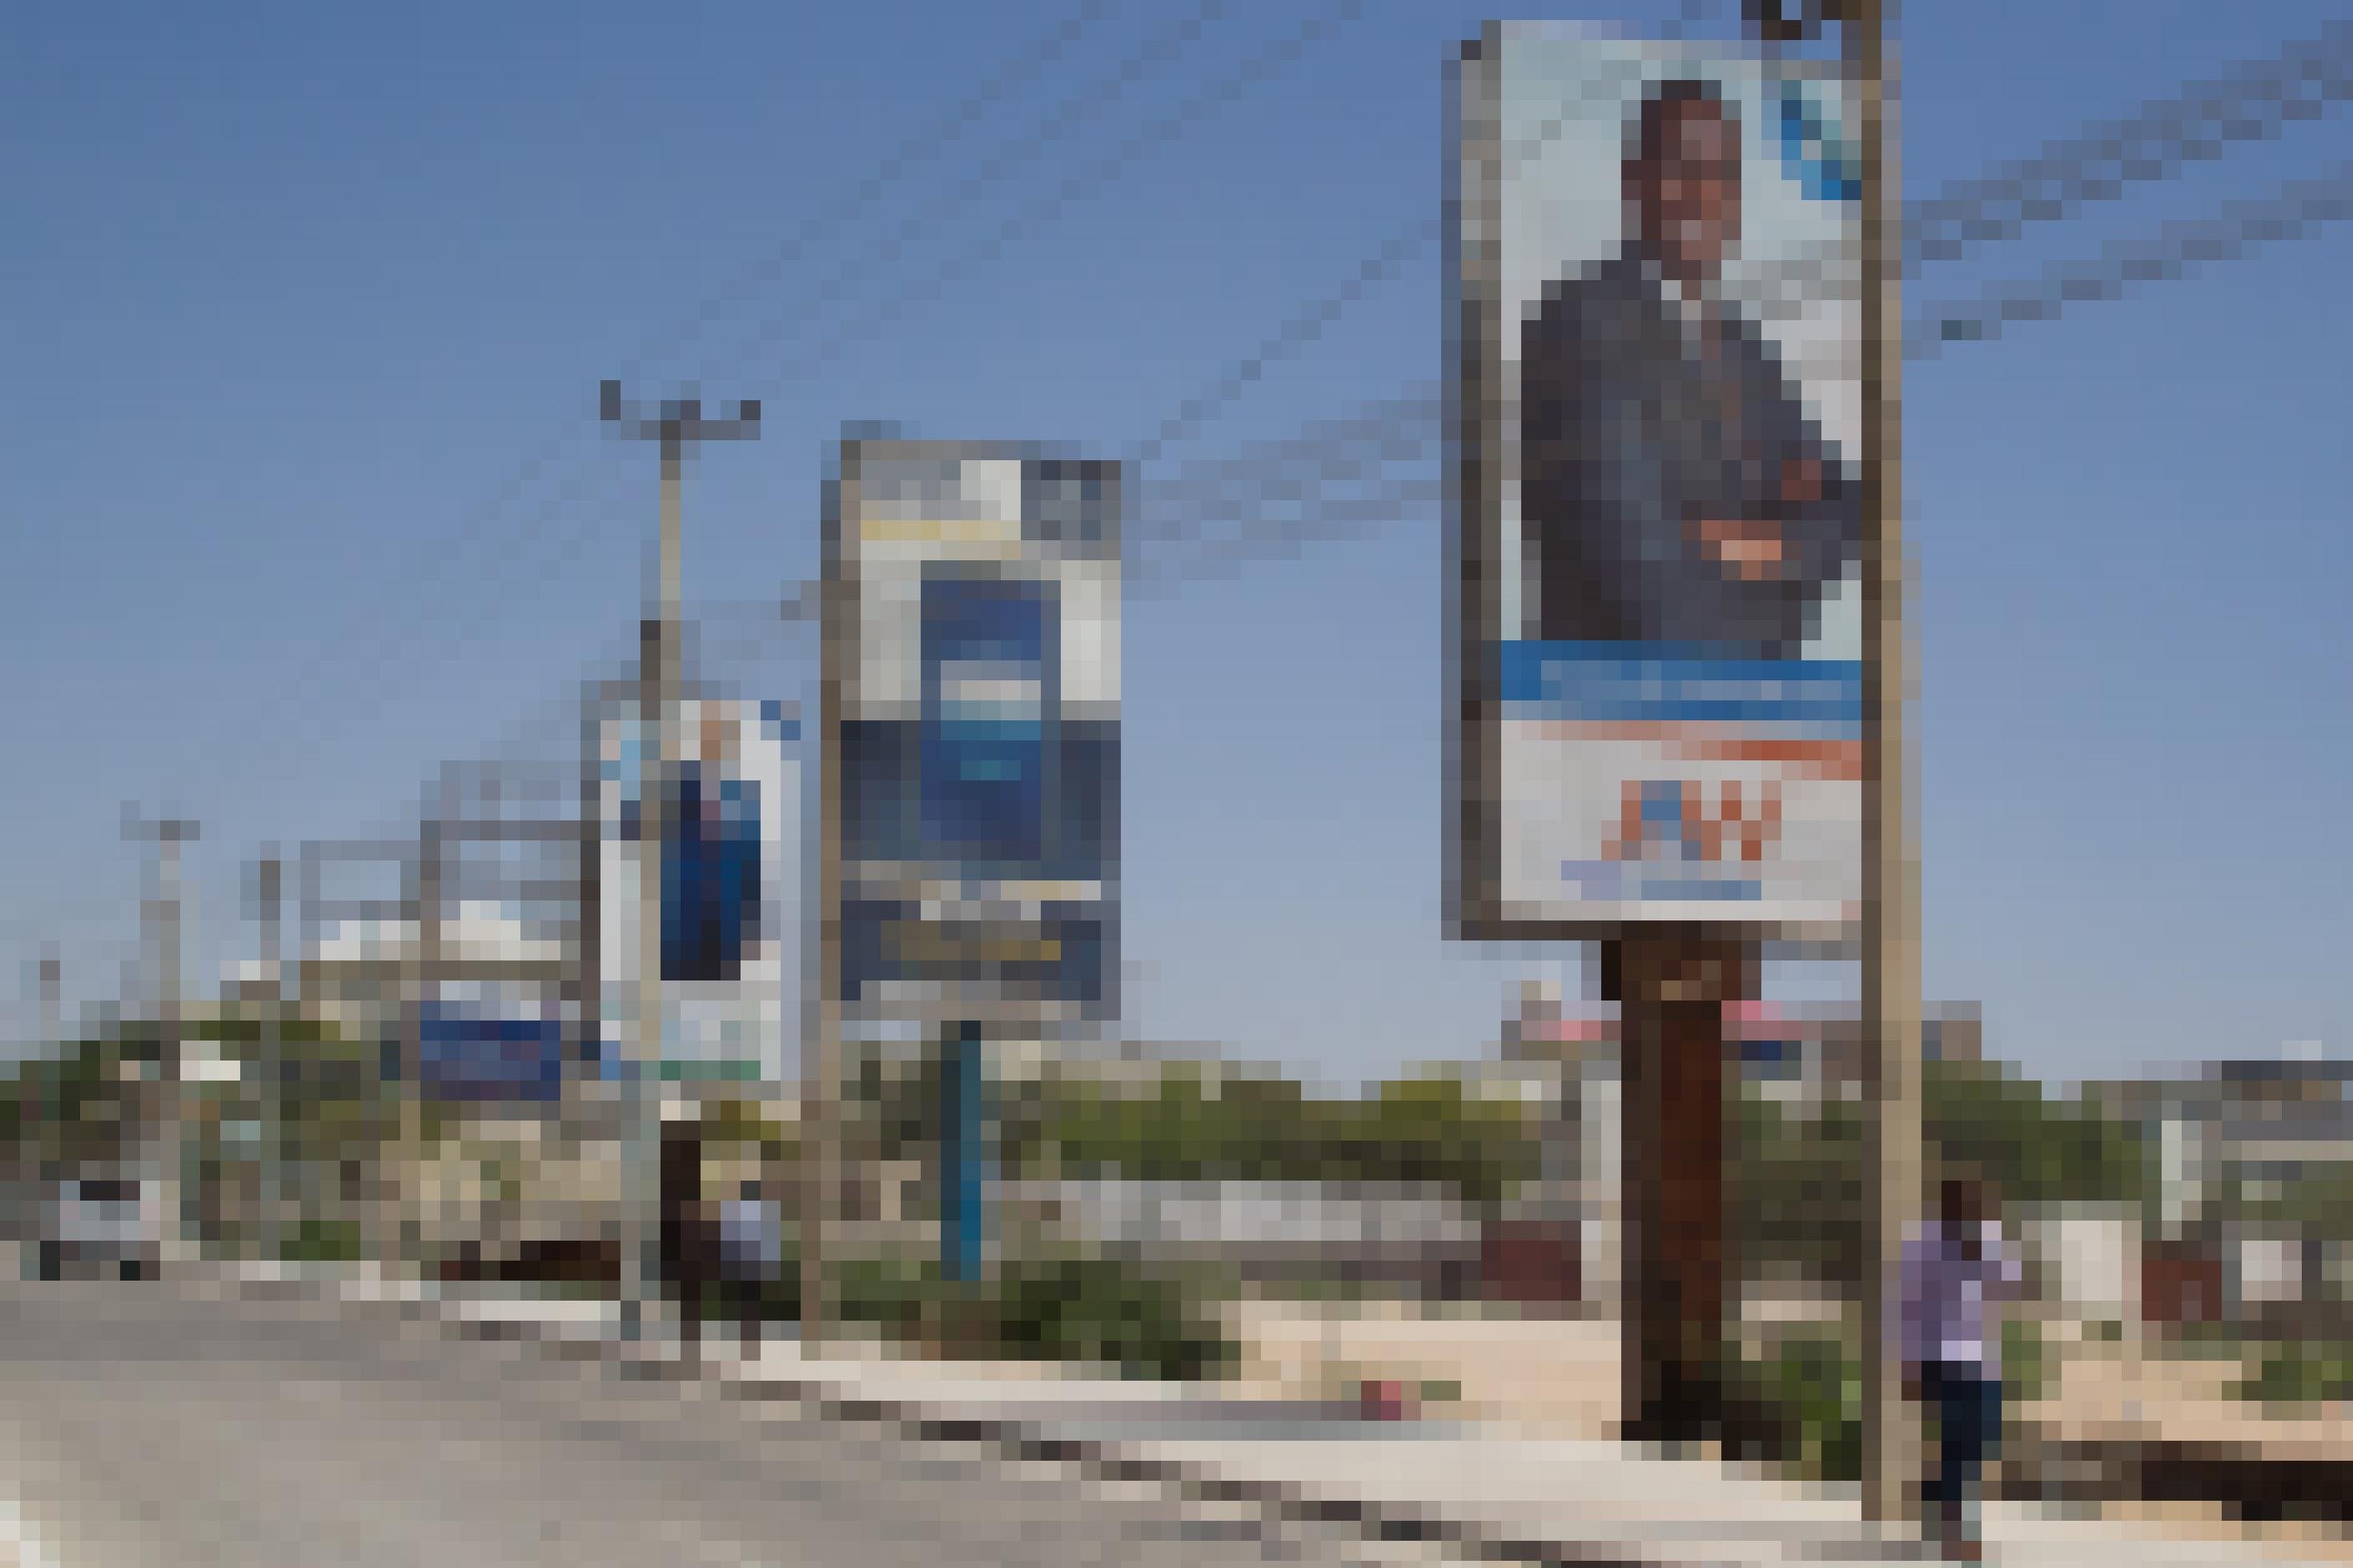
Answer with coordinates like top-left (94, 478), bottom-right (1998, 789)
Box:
top-left (599, 698), bottom-right (798, 1083)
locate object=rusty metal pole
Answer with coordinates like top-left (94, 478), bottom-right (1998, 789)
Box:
top-left (1609, 929), bottom-right (1755, 1446)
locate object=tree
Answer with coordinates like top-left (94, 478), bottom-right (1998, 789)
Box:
top-left (1923, 1057), bottom-right (2149, 1211)
top-left (1018, 1062), bottom-right (1538, 1208)
top-left (1733, 1057), bottom-right (2150, 1289)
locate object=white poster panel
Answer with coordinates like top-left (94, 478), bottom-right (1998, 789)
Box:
top-left (597, 698), bottom-right (797, 1083)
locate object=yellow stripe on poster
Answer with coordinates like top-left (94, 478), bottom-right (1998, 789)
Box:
top-left (884, 923), bottom-right (1062, 967)
top-left (857, 515), bottom-right (1022, 546)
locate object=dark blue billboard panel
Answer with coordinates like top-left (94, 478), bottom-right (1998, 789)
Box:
top-left (919, 572), bottom-right (1057, 867)
top-left (829, 441), bottom-right (1121, 1034)
top-left (416, 1005), bottom-right (565, 1105)
top-left (843, 718), bottom-right (1112, 882)
top-left (659, 764), bottom-right (763, 984)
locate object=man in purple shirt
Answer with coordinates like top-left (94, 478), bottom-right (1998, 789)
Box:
top-left (1891, 1173), bottom-right (2024, 1561)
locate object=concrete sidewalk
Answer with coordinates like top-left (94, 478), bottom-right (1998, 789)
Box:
top-left (172, 1263), bottom-right (2346, 1568)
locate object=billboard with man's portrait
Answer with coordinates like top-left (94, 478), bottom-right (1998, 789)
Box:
top-left (1450, 22), bottom-right (1865, 942)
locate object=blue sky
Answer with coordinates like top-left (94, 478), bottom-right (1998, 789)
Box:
top-left (4, 0), bottom-right (2348, 1091)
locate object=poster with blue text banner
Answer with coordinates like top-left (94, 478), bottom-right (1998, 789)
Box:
top-left (1451, 22), bottom-right (1864, 942)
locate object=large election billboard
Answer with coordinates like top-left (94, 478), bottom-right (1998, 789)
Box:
top-left (1451, 22), bottom-right (1865, 942)
top-left (825, 439), bottom-right (1121, 1039)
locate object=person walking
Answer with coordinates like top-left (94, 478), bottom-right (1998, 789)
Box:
top-left (659, 1121), bottom-right (721, 1357)
top-left (1892, 1172), bottom-right (2026, 1561)
top-left (716, 1176), bottom-right (783, 1359)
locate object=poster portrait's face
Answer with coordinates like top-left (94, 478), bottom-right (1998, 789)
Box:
top-left (1628, 95), bottom-right (1743, 286)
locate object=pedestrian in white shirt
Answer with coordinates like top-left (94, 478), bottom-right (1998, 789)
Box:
top-left (1890, 1172), bottom-right (2025, 1562)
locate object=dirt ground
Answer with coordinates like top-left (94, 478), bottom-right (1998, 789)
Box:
top-left (1225, 1297), bottom-right (1624, 1434)
top-left (1225, 1301), bottom-right (2353, 1558)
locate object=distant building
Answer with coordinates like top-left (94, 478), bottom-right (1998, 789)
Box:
top-left (1504, 992), bottom-right (1983, 1100)
top-left (2080, 1056), bottom-right (2353, 1241)
top-left (2077, 1054), bottom-right (2352, 1329)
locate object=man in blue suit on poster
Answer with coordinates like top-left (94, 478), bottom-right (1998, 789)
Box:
top-left (1520, 76), bottom-right (1860, 659)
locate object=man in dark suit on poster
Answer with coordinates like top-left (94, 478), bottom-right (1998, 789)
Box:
top-left (1520, 77), bottom-right (1860, 659)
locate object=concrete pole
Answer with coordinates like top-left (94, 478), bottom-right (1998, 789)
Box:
top-left (126, 813), bottom-right (199, 1269)
top-left (602, 384), bottom-right (760, 1346)
top-left (160, 824), bottom-right (187, 1265)
top-left (623, 443), bottom-right (680, 1345)
top-left (37, 945), bottom-right (60, 1057)
top-left (257, 852), bottom-right (283, 1261)
top-left (408, 791), bottom-right (446, 1277)
top-left (1851, 0), bottom-right (1926, 1528)
top-left (804, 533), bottom-right (844, 1351)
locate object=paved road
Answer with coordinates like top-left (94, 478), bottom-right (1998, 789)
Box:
top-left (0, 1281), bottom-right (1477, 1568)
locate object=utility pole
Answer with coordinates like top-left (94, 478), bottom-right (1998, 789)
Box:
top-left (1847, 0), bottom-right (1925, 1527)
top-left (37, 944), bottom-right (60, 1056)
top-left (805, 551), bottom-right (845, 1352)
top-left (403, 778), bottom-right (448, 1277)
top-left (255, 851), bottom-right (285, 1261)
top-left (126, 810), bottom-right (199, 1271)
top-left (1742, 0), bottom-right (1921, 1524)
top-left (601, 381), bottom-right (761, 1345)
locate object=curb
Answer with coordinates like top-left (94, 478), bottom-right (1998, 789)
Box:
top-left (183, 1264), bottom-right (1682, 1568)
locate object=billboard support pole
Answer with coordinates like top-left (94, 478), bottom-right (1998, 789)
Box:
top-left (942, 1021), bottom-right (986, 1286)
top-left (1847, 0), bottom-right (1925, 1528)
top-left (1605, 928), bottom-right (1753, 1446)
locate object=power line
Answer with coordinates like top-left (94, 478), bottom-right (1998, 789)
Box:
top-left (1119, 44), bottom-right (1654, 549)
top-left (1128, 220), bottom-right (1435, 472)
top-left (204, 1), bottom-right (1248, 857)
top-left (1141, 149), bottom-right (2353, 581)
top-left (709, 0), bottom-right (1239, 395)
top-left (1909, 162), bottom-right (2353, 361)
top-left (215, 15), bottom-right (2343, 825)
top-left (309, 0), bottom-right (1126, 669)
top-left (778, 0), bottom-right (1370, 393)
top-left (1134, 20), bottom-right (2353, 477)
top-left (1903, 20), bottom-right (2353, 272)
top-left (89, 14), bottom-right (2353, 936)
top-left (229, 0), bottom-right (1362, 867)
top-left (632, 0), bottom-right (1126, 386)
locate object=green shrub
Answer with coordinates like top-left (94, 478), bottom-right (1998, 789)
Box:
top-left (990, 1253), bottom-right (1237, 1382)
top-left (724, 1249), bottom-right (1237, 1383)
top-left (1729, 1320), bottom-right (2053, 1487)
top-left (1735, 1333), bottom-right (1863, 1483)
top-left (281, 1217), bottom-right (363, 1265)
top-left (2160, 1321), bottom-right (2250, 1361)
top-left (2236, 1341), bottom-right (2353, 1409)
top-left (833, 1253), bottom-right (930, 1332)
top-left (2002, 1316), bottom-right (2051, 1404)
